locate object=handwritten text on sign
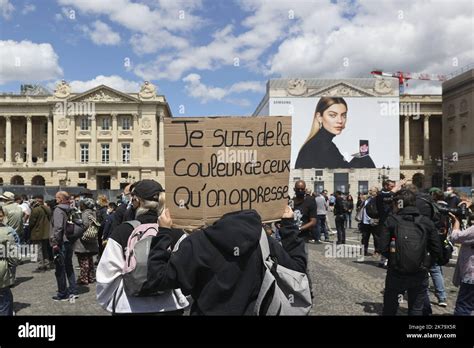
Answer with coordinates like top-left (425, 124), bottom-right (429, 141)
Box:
top-left (164, 116), bottom-right (291, 227)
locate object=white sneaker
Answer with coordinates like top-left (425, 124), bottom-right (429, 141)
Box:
top-left (438, 301), bottom-right (447, 307)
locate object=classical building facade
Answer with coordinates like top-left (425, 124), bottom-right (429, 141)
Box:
top-left (442, 68), bottom-right (474, 189)
top-left (253, 78), bottom-right (444, 194)
top-left (399, 94), bottom-right (443, 189)
top-left (0, 81), bottom-right (170, 190)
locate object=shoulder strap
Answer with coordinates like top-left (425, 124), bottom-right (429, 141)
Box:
top-left (124, 220), bottom-right (141, 230)
top-left (258, 228), bottom-right (270, 262)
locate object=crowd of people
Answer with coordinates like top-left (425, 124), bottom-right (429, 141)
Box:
top-left (0, 179), bottom-right (473, 316)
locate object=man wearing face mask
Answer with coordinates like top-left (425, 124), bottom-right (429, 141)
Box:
top-left (110, 183), bottom-right (136, 233)
top-left (290, 180), bottom-right (317, 243)
top-left (445, 187), bottom-right (461, 209)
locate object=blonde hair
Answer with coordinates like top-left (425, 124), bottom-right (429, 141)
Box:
top-left (303, 97), bottom-right (348, 146)
top-left (97, 194), bottom-right (108, 207)
top-left (136, 192), bottom-right (166, 218)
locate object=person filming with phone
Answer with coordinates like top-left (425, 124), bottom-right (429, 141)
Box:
top-left (449, 198), bottom-right (474, 316)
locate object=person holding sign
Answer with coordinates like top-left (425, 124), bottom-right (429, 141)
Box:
top-left (295, 97), bottom-right (375, 169)
top-left (143, 207), bottom-right (307, 315)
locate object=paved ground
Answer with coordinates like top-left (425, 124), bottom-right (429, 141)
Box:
top-left (12, 226), bottom-right (458, 316)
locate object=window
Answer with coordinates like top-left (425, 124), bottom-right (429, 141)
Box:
top-left (78, 183), bottom-right (87, 188)
top-left (80, 144), bottom-right (89, 163)
top-left (121, 172), bottom-right (128, 179)
top-left (43, 148), bottom-right (47, 162)
top-left (122, 116), bottom-right (131, 130)
top-left (101, 143), bottom-right (110, 164)
top-left (23, 147), bottom-right (26, 162)
top-left (358, 181), bottom-right (369, 195)
top-left (122, 143), bottom-right (131, 163)
top-left (314, 181), bottom-right (324, 194)
top-left (102, 117), bottom-right (110, 130)
top-left (80, 117), bottom-right (90, 130)
top-left (79, 172), bottom-right (86, 179)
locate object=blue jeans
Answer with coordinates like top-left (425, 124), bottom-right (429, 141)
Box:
top-left (429, 264), bottom-right (447, 301)
top-left (454, 282), bottom-right (474, 315)
top-left (0, 287), bottom-right (13, 316)
top-left (345, 212), bottom-right (352, 229)
top-left (315, 215), bottom-right (328, 241)
top-left (54, 241), bottom-right (77, 298)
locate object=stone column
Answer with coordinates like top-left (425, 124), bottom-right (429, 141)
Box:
top-left (5, 116), bottom-right (12, 163)
top-left (112, 113), bottom-right (118, 163)
top-left (158, 110), bottom-right (165, 164)
top-left (423, 114), bottom-right (431, 163)
top-left (132, 112), bottom-right (139, 163)
top-left (404, 115), bottom-right (410, 164)
top-left (26, 115), bottom-right (32, 164)
top-left (90, 114), bottom-right (97, 163)
top-left (70, 115), bottom-right (76, 162)
top-left (47, 114), bottom-right (53, 162)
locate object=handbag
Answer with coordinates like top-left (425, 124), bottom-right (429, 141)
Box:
top-left (81, 214), bottom-right (100, 242)
top-left (355, 207), bottom-right (364, 222)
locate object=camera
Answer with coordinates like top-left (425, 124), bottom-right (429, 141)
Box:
top-left (436, 203), bottom-right (470, 220)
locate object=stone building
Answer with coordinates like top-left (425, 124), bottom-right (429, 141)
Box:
top-left (0, 81), bottom-right (170, 190)
top-left (442, 68), bottom-right (474, 189)
top-left (253, 77), bottom-right (444, 194)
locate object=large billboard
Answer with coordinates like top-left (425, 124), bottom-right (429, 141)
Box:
top-left (270, 97), bottom-right (399, 170)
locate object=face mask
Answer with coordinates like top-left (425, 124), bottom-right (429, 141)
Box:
top-left (122, 194), bottom-right (130, 204)
top-left (295, 191), bottom-right (305, 198)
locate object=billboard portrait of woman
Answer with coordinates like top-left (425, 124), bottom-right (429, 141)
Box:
top-left (294, 96), bottom-right (376, 169)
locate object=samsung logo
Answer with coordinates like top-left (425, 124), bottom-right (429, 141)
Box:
top-left (18, 322), bottom-right (55, 341)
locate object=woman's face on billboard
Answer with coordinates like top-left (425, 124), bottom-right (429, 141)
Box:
top-left (316, 103), bottom-right (347, 135)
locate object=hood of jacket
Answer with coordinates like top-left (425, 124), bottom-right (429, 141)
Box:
top-left (56, 203), bottom-right (72, 212)
top-left (202, 209), bottom-right (262, 257)
top-left (397, 206), bottom-right (421, 217)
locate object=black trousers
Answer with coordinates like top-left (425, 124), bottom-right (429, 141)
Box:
top-left (335, 214), bottom-right (346, 243)
top-left (382, 269), bottom-right (429, 316)
top-left (360, 223), bottom-right (378, 254)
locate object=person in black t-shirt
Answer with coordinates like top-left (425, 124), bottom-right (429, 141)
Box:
top-left (289, 180), bottom-right (317, 243)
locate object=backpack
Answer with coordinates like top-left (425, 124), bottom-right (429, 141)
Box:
top-left (254, 229), bottom-right (312, 315)
top-left (417, 197), bottom-right (452, 266)
top-left (365, 197), bottom-right (379, 219)
top-left (389, 214), bottom-right (430, 274)
top-left (58, 207), bottom-right (84, 242)
top-left (122, 221), bottom-right (161, 297)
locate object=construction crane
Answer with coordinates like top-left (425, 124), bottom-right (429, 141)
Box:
top-left (371, 69), bottom-right (447, 94)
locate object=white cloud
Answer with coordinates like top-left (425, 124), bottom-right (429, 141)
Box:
top-left (57, 0), bottom-right (204, 53)
top-left (62, 75), bottom-right (142, 93)
top-left (0, 0), bottom-right (14, 19)
top-left (81, 20), bottom-right (121, 46)
top-left (21, 3), bottom-right (35, 15)
top-left (267, 0), bottom-right (474, 80)
top-left (182, 73), bottom-right (264, 104)
top-left (0, 40), bottom-right (63, 84)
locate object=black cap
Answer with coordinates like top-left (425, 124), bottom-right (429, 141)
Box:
top-left (132, 179), bottom-right (164, 201)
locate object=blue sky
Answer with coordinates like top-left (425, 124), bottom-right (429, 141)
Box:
top-left (0, 0), bottom-right (472, 116)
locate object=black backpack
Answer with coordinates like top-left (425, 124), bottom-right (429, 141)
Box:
top-left (58, 207), bottom-right (84, 242)
top-left (389, 214), bottom-right (430, 274)
top-left (365, 198), bottom-right (379, 219)
top-left (417, 197), bottom-right (453, 266)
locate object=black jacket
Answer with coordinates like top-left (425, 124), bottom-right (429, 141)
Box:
top-left (379, 206), bottom-right (443, 265)
top-left (295, 127), bottom-right (348, 169)
top-left (144, 209), bottom-right (307, 315)
top-left (334, 196), bottom-right (346, 215)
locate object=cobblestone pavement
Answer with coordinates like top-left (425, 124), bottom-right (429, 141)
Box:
top-left (12, 228), bottom-right (458, 316)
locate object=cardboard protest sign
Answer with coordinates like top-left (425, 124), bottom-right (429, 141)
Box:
top-left (164, 116), bottom-right (291, 227)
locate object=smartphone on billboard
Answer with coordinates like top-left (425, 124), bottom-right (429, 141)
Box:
top-left (359, 140), bottom-right (369, 157)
